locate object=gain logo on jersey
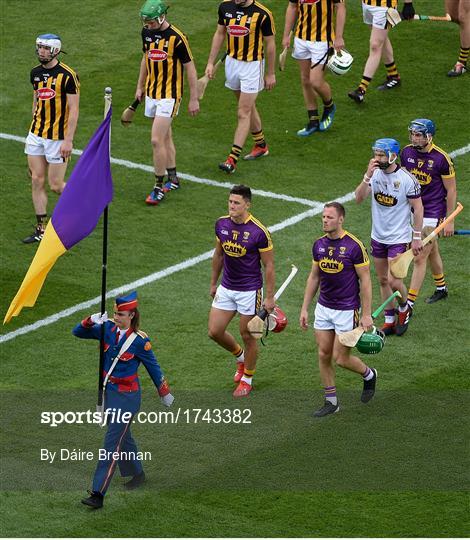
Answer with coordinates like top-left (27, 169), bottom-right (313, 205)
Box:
top-left (227, 25), bottom-right (250, 37)
top-left (222, 240), bottom-right (247, 257)
top-left (148, 49), bottom-right (168, 61)
top-left (374, 192), bottom-right (397, 207)
top-left (37, 88), bottom-right (56, 100)
top-left (319, 257), bottom-right (344, 273)
top-left (410, 168), bottom-right (432, 186)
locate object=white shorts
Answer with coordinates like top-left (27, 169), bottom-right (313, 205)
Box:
top-left (212, 284), bottom-right (262, 316)
top-left (225, 55), bottom-right (264, 94)
top-left (423, 217), bottom-right (439, 228)
top-left (144, 96), bottom-right (180, 118)
top-left (362, 4), bottom-right (388, 29)
top-left (24, 132), bottom-right (64, 164)
top-left (292, 37), bottom-right (329, 65)
top-left (314, 303), bottom-right (358, 334)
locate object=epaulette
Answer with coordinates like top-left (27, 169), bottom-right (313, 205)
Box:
top-left (137, 330), bottom-right (148, 339)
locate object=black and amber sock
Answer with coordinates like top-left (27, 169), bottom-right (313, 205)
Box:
top-left (36, 214), bottom-right (47, 229)
top-left (241, 368), bottom-right (255, 385)
top-left (407, 288), bottom-right (419, 309)
top-left (323, 98), bottom-right (334, 112)
top-left (458, 46), bottom-right (469, 65)
top-left (307, 109), bottom-right (319, 127)
top-left (359, 76), bottom-right (372, 93)
top-left (232, 345), bottom-right (244, 362)
top-left (166, 167), bottom-right (178, 181)
top-left (229, 144), bottom-right (242, 163)
top-left (251, 130), bottom-right (266, 148)
top-left (154, 174), bottom-right (165, 189)
top-left (385, 61), bottom-right (399, 78)
top-left (432, 273), bottom-right (446, 290)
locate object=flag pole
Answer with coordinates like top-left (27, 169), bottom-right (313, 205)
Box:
top-left (97, 87), bottom-right (112, 415)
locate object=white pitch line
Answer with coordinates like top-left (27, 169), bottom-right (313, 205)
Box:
top-left (0, 132), bottom-right (322, 208)
top-left (1, 141), bottom-right (468, 344)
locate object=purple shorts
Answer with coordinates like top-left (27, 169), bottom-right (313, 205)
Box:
top-left (370, 238), bottom-right (409, 259)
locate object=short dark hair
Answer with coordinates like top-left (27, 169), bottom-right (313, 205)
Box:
top-left (230, 184), bottom-right (252, 202)
top-left (324, 201), bottom-right (346, 218)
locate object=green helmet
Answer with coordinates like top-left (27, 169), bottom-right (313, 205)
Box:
top-left (140, 0), bottom-right (168, 21)
top-left (356, 328), bottom-right (385, 355)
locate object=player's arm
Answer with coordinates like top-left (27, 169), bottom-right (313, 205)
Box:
top-left (183, 60), bottom-right (200, 116)
top-left (408, 196), bottom-right (424, 253)
top-left (443, 175), bottom-right (457, 237)
top-left (32, 90), bottom-right (37, 116)
top-left (210, 239), bottom-right (224, 297)
top-left (206, 24), bottom-right (226, 79)
top-left (355, 159), bottom-right (377, 203)
top-left (300, 261), bottom-right (320, 329)
top-left (136, 53), bottom-right (147, 102)
top-left (260, 249), bottom-right (275, 312)
top-left (355, 265), bottom-right (373, 331)
top-left (264, 35), bottom-right (277, 90)
top-left (61, 93), bottom-right (79, 159)
top-left (282, 2), bottom-right (297, 49)
top-left (333, 1), bottom-right (346, 51)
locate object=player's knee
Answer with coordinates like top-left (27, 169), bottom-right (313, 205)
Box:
top-left (318, 349), bottom-right (331, 363)
top-left (369, 40), bottom-right (383, 55)
top-left (335, 354), bottom-right (348, 368)
top-left (151, 136), bottom-right (164, 148)
top-left (378, 275), bottom-right (389, 287)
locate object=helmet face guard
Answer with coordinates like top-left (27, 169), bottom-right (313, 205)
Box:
top-left (356, 327), bottom-right (385, 354)
top-left (372, 138), bottom-right (400, 168)
top-left (327, 49), bottom-right (354, 76)
top-left (267, 306), bottom-right (288, 333)
top-left (408, 118), bottom-right (435, 149)
top-left (36, 34), bottom-right (61, 63)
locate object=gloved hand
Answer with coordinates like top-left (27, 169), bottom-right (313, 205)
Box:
top-left (158, 379), bottom-right (175, 407)
top-left (401, 1), bottom-right (415, 20)
top-left (90, 312), bottom-right (108, 325)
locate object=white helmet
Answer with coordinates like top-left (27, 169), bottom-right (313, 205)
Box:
top-left (327, 49), bottom-right (353, 76)
top-left (36, 34), bottom-right (62, 61)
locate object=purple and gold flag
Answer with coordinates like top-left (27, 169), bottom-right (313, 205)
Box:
top-left (4, 110), bottom-right (113, 324)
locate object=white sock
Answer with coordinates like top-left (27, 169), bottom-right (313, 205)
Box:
top-left (236, 349), bottom-right (245, 363)
top-left (240, 376), bottom-right (252, 386)
top-left (326, 397), bottom-right (338, 406)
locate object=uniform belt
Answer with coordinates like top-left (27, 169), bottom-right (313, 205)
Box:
top-left (103, 371), bottom-right (138, 387)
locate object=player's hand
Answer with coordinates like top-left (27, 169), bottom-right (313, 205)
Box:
top-left (360, 314), bottom-right (373, 332)
top-left (401, 1), bottom-right (415, 20)
top-left (60, 140), bottom-right (73, 160)
top-left (263, 296), bottom-right (276, 313)
top-left (158, 379), bottom-right (174, 407)
top-left (205, 63), bottom-right (215, 79)
top-left (333, 37), bottom-right (344, 52)
top-left (265, 73), bottom-right (276, 91)
top-left (161, 393), bottom-right (175, 407)
top-left (443, 222), bottom-right (455, 237)
top-left (135, 88), bottom-right (144, 102)
top-left (90, 312), bottom-right (108, 325)
top-left (281, 35), bottom-right (291, 50)
top-left (209, 284), bottom-right (217, 298)
top-left (188, 97), bottom-right (200, 117)
top-left (299, 309), bottom-right (309, 330)
top-left (366, 158), bottom-right (379, 178)
top-left (411, 239), bottom-right (423, 256)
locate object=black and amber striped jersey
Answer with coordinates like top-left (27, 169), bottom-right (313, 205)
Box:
top-left (29, 62), bottom-right (79, 140)
top-left (218, 1), bottom-right (275, 62)
top-left (289, 0), bottom-right (344, 43)
top-left (142, 24), bottom-right (193, 100)
top-left (362, 0), bottom-right (397, 8)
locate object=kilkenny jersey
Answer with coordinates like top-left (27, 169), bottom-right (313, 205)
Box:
top-left (215, 214), bottom-right (272, 291)
top-left (369, 165), bottom-right (421, 244)
top-left (313, 231), bottom-right (369, 310)
top-left (218, 0), bottom-right (275, 62)
top-left (142, 24), bottom-right (193, 100)
top-left (29, 62), bottom-right (79, 140)
top-left (289, 0), bottom-right (343, 43)
top-left (362, 0), bottom-right (397, 8)
top-left (401, 144), bottom-right (455, 220)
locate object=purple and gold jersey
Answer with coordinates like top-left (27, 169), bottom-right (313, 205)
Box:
top-left (313, 231), bottom-right (369, 310)
top-left (215, 214), bottom-right (272, 291)
top-left (401, 144), bottom-right (455, 220)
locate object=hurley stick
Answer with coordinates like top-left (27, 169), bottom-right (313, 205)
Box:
top-left (120, 99), bottom-right (140, 127)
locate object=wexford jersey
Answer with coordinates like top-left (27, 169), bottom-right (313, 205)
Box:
top-left (313, 231), bottom-right (369, 310)
top-left (362, 0), bottom-right (397, 8)
top-left (30, 62), bottom-right (79, 140)
top-left (369, 165), bottom-right (421, 244)
top-left (401, 144), bottom-right (455, 220)
top-left (289, 0), bottom-right (343, 43)
top-left (142, 24), bottom-right (193, 100)
top-left (215, 214), bottom-right (272, 291)
top-left (218, 0), bottom-right (275, 62)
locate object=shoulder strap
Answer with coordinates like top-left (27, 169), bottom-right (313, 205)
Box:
top-left (102, 332), bottom-right (138, 390)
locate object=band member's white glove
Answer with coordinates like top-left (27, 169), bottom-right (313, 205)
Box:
top-left (160, 393), bottom-right (175, 407)
top-left (90, 312), bottom-right (108, 325)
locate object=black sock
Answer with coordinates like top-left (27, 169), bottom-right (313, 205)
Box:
top-left (167, 167), bottom-right (177, 181)
top-left (154, 175), bottom-right (165, 189)
top-left (307, 109), bottom-right (319, 127)
top-left (36, 214), bottom-right (47, 228)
